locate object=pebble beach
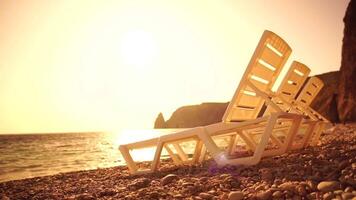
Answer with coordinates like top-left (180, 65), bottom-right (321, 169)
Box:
top-left (0, 123), bottom-right (355, 200)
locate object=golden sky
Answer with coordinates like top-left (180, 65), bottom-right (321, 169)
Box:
top-left (0, 0), bottom-right (350, 133)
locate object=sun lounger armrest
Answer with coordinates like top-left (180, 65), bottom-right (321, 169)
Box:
top-left (304, 106), bottom-right (330, 122)
top-left (120, 138), bottom-right (159, 150)
top-left (273, 112), bottom-right (302, 119)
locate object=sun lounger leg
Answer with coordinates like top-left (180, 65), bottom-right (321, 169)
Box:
top-left (301, 122), bottom-right (317, 148)
top-left (227, 134), bottom-right (237, 155)
top-left (270, 133), bottom-right (283, 148)
top-left (243, 131), bottom-right (257, 146)
top-left (310, 122), bottom-right (325, 146)
top-left (250, 114), bottom-right (278, 164)
top-left (119, 145), bottom-right (138, 174)
top-left (199, 145), bottom-right (207, 163)
top-left (173, 143), bottom-right (188, 162)
top-left (238, 131), bottom-right (257, 151)
top-left (287, 125), bottom-right (305, 150)
top-left (197, 128), bottom-right (225, 165)
top-left (222, 115), bottom-right (279, 166)
top-left (192, 141), bottom-right (203, 163)
top-left (151, 141), bottom-right (164, 172)
top-left (284, 116), bottom-right (302, 152)
top-left (164, 144), bottom-right (182, 164)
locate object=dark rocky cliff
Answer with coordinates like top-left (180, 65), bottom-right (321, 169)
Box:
top-left (311, 71), bottom-right (340, 122)
top-left (338, 0), bottom-right (356, 122)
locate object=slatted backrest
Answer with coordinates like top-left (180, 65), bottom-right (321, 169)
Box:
top-left (263, 61), bottom-right (310, 115)
top-left (276, 61), bottom-right (311, 101)
top-left (223, 30), bottom-right (292, 122)
top-left (296, 76), bottom-right (324, 107)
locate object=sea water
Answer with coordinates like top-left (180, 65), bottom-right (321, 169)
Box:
top-left (0, 132), bottom-right (123, 182)
top-left (0, 129), bottom-right (188, 183)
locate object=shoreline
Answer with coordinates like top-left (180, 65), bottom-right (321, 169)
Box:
top-left (1, 124), bottom-right (355, 199)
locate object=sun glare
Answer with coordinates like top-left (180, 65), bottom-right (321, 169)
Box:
top-left (120, 30), bottom-right (158, 68)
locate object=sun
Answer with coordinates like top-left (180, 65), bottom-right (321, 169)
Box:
top-left (120, 30), bottom-right (158, 68)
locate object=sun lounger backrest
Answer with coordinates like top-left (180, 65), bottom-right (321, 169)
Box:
top-left (263, 61), bottom-right (310, 115)
top-left (295, 77), bottom-right (324, 107)
top-left (276, 61), bottom-right (310, 101)
top-left (223, 30), bottom-right (292, 122)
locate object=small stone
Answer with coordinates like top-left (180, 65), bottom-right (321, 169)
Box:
top-left (228, 191), bottom-right (244, 200)
top-left (296, 185), bottom-right (307, 196)
top-left (182, 182), bottom-right (194, 187)
top-left (207, 190), bottom-right (217, 195)
top-left (338, 160), bottom-right (349, 169)
top-left (161, 174), bottom-right (179, 186)
top-left (76, 193), bottom-right (95, 200)
top-left (341, 192), bottom-right (354, 199)
top-left (259, 168), bottom-right (273, 181)
top-left (98, 189), bottom-right (117, 197)
top-left (334, 190), bottom-right (344, 195)
top-left (128, 178), bottom-right (151, 190)
top-left (306, 180), bottom-right (317, 191)
top-left (307, 192), bottom-right (317, 199)
top-left (220, 174), bottom-right (231, 178)
top-left (278, 182), bottom-right (296, 192)
top-left (173, 194), bottom-right (184, 198)
top-left (222, 176), bottom-right (240, 189)
top-left (117, 186), bottom-right (127, 191)
top-left (322, 192), bottom-right (334, 200)
top-left (255, 184), bottom-right (264, 191)
top-left (345, 186), bottom-right (354, 192)
top-left (220, 193), bottom-right (228, 199)
top-left (199, 192), bottom-right (214, 199)
top-left (272, 191), bottom-right (283, 198)
top-left (317, 181), bottom-right (340, 192)
top-left (199, 177), bottom-right (208, 182)
top-left (274, 179), bottom-right (282, 185)
top-left (256, 190), bottom-right (272, 200)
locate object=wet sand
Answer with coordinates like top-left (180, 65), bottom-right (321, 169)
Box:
top-left (0, 124), bottom-right (355, 200)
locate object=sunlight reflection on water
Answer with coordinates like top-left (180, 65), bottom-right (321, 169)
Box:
top-left (0, 129), bottom-right (188, 182)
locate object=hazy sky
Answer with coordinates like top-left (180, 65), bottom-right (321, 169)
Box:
top-left (0, 0), bottom-right (350, 133)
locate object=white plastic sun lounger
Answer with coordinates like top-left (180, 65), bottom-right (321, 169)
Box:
top-left (244, 76), bottom-right (329, 152)
top-left (290, 77), bottom-right (331, 146)
top-left (267, 76), bottom-right (328, 148)
top-left (221, 61), bottom-right (311, 156)
top-left (192, 63), bottom-right (328, 162)
top-left (119, 30), bottom-right (303, 174)
top-left (206, 61), bottom-right (312, 159)
top-left (121, 112), bottom-right (302, 174)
